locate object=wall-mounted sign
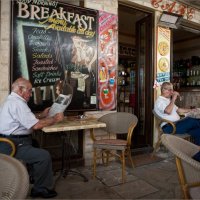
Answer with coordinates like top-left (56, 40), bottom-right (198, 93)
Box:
top-left (151, 0), bottom-right (195, 20)
top-left (11, 0), bottom-right (98, 111)
top-left (156, 26), bottom-right (171, 84)
top-left (98, 11), bottom-right (118, 110)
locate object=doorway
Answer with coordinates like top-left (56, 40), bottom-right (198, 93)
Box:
top-left (118, 5), bottom-right (154, 150)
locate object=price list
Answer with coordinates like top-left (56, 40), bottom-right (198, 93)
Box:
top-left (23, 26), bottom-right (64, 87)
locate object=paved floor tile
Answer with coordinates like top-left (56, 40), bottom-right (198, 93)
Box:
top-left (96, 168), bottom-right (138, 186)
top-left (111, 179), bottom-right (158, 199)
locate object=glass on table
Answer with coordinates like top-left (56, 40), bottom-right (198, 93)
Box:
top-left (179, 95), bottom-right (184, 102)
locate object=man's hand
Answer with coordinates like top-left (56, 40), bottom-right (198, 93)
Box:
top-left (53, 113), bottom-right (64, 123)
top-left (33, 112), bottom-right (64, 130)
top-left (42, 107), bottom-right (51, 118)
top-left (171, 91), bottom-right (180, 102)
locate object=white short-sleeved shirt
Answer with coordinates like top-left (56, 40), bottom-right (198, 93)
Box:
top-left (0, 92), bottom-right (39, 135)
top-left (154, 96), bottom-right (180, 126)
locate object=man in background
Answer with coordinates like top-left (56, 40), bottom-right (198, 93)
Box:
top-left (154, 82), bottom-right (200, 145)
top-left (0, 77), bottom-right (64, 198)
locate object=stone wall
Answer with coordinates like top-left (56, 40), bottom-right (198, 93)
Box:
top-left (0, 0), bottom-right (10, 104)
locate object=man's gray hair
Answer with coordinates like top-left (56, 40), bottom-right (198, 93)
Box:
top-left (161, 82), bottom-right (173, 93)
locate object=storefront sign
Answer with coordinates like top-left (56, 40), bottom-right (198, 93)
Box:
top-left (156, 26), bottom-right (171, 84)
top-left (151, 0), bottom-right (195, 20)
top-left (11, 0), bottom-right (98, 111)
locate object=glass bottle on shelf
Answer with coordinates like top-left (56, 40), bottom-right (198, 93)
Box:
top-left (174, 57), bottom-right (200, 88)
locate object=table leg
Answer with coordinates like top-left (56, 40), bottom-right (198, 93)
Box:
top-left (60, 131), bottom-right (88, 182)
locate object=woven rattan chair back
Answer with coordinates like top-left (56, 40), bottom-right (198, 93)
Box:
top-left (152, 110), bottom-right (191, 155)
top-left (0, 153), bottom-right (29, 199)
top-left (98, 112), bottom-right (138, 146)
top-left (0, 138), bottom-right (16, 157)
top-left (161, 134), bottom-right (200, 199)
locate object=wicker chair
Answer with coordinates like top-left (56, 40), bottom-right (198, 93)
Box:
top-left (0, 153), bottom-right (29, 199)
top-left (90, 112), bottom-right (138, 183)
top-left (0, 138), bottom-right (16, 157)
top-left (161, 134), bottom-right (200, 199)
top-left (152, 110), bottom-right (191, 154)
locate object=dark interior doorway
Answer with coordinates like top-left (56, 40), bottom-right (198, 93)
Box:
top-left (118, 5), bottom-right (154, 151)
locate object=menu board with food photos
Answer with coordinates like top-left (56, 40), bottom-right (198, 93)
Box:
top-left (11, 0), bottom-right (98, 111)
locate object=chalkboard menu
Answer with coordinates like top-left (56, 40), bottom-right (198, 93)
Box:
top-left (11, 1), bottom-right (98, 111)
top-left (23, 26), bottom-right (64, 87)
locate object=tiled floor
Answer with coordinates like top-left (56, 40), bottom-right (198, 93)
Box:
top-left (28, 151), bottom-right (183, 199)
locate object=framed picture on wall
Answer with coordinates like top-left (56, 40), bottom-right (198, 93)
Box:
top-left (10, 0), bottom-right (98, 112)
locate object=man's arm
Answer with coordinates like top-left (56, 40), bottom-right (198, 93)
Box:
top-left (177, 107), bottom-right (191, 114)
top-left (32, 113), bottom-right (64, 130)
top-left (164, 91), bottom-right (179, 114)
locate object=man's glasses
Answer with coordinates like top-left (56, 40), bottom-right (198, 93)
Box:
top-left (19, 85), bottom-right (32, 93)
top-left (164, 88), bottom-right (173, 91)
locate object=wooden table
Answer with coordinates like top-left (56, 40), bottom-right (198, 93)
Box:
top-left (42, 116), bottom-right (106, 181)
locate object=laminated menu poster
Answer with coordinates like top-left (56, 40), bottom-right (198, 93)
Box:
top-left (48, 94), bottom-right (72, 117)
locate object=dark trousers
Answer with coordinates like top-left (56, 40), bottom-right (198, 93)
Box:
top-left (162, 117), bottom-right (200, 145)
top-left (0, 136), bottom-right (54, 190)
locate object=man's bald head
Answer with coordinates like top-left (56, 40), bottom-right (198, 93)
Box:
top-left (11, 78), bottom-right (33, 102)
top-left (12, 77), bottom-right (31, 92)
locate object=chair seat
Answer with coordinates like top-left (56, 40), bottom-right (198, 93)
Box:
top-left (94, 139), bottom-right (127, 150)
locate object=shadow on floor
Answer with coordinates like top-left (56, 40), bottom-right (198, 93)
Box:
top-left (29, 151), bottom-right (182, 199)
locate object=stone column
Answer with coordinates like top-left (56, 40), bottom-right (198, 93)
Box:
top-left (0, 0), bottom-right (10, 104)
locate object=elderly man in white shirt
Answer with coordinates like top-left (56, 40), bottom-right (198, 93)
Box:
top-left (154, 82), bottom-right (200, 145)
top-left (0, 77), bottom-right (64, 198)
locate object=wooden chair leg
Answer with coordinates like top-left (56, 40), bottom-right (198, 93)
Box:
top-left (101, 151), bottom-right (105, 164)
top-left (127, 148), bottom-right (134, 168)
top-left (93, 148), bottom-right (97, 179)
top-left (106, 150), bottom-right (110, 165)
top-left (121, 150), bottom-right (125, 183)
top-left (152, 138), bottom-right (162, 157)
top-left (176, 157), bottom-right (190, 199)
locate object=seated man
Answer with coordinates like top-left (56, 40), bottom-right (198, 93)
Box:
top-left (0, 77), bottom-right (64, 198)
top-left (154, 82), bottom-right (200, 145)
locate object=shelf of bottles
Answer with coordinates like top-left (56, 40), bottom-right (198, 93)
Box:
top-left (118, 62), bottom-right (136, 86)
top-left (118, 60), bottom-right (135, 106)
top-left (173, 56), bottom-right (200, 89)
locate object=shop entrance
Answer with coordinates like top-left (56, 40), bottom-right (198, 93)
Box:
top-left (118, 5), bottom-right (154, 150)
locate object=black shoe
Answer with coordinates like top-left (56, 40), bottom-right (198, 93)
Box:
top-left (31, 187), bottom-right (57, 198)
